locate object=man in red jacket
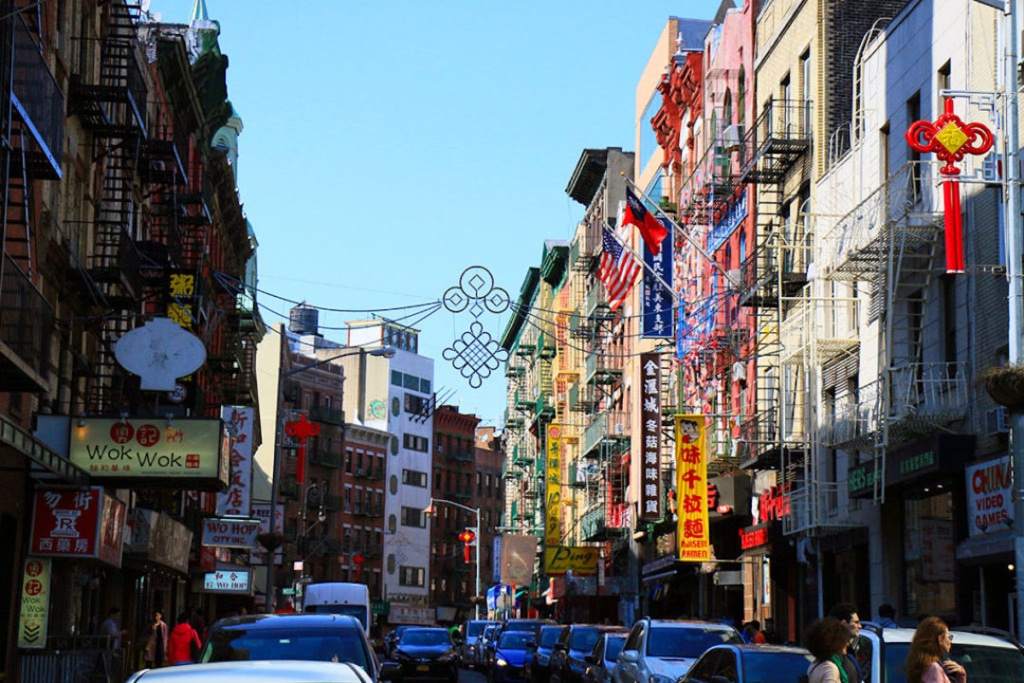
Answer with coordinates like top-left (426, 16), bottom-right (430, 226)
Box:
top-left (167, 612), bottom-right (202, 665)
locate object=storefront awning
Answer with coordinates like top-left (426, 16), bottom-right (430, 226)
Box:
top-left (956, 531), bottom-right (1014, 563)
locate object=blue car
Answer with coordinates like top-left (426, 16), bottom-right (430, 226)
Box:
top-left (490, 631), bottom-right (536, 683)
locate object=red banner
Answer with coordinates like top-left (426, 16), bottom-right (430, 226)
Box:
top-left (29, 487), bottom-right (126, 567)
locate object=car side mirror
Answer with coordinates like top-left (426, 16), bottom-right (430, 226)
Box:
top-left (380, 662), bottom-right (402, 681)
top-left (619, 651), bottom-right (639, 664)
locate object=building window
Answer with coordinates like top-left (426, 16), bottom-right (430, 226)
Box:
top-left (403, 469), bottom-right (428, 487)
top-left (639, 89), bottom-right (663, 170)
top-left (903, 490), bottom-right (955, 617)
top-left (401, 506), bottom-right (427, 528)
top-left (399, 566), bottom-right (425, 587)
top-left (403, 433), bottom-right (429, 452)
top-left (405, 393), bottom-right (430, 416)
top-left (391, 370), bottom-right (403, 387)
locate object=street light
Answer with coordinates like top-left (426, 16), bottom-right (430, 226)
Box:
top-left (425, 497), bottom-right (482, 620)
top-left (264, 343), bottom-right (397, 613)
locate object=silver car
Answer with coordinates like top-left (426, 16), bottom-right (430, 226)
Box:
top-left (612, 619), bottom-right (742, 683)
top-left (126, 660), bottom-right (375, 683)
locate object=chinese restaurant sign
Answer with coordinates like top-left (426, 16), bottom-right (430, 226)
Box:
top-left (676, 415), bottom-right (710, 561)
top-left (545, 425), bottom-right (562, 547)
top-left (203, 568), bottom-right (253, 594)
top-left (217, 406), bottom-right (255, 516)
top-left (17, 558), bottom-right (50, 648)
top-left (544, 545), bottom-right (600, 575)
top-left (29, 487), bottom-right (126, 567)
top-left (640, 353), bottom-right (662, 519)
top-left (69, 417), bottom-right (228, 487)
top-left (201, 518), bottom-right (261, 548)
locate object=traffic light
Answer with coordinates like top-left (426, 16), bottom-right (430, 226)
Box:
top-left (458, 528), bottom-right (476, 562)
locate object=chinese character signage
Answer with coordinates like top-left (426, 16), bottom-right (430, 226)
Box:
top-left (203, 568), bottom-right (253, 594)
top-left (640, 353), bottom-right (662, 520)
top-left (18, 558), bottom-right (50, 648)
top-left (545, 425), bottom-right (562, 547)
top-left (642, 219), bottom-right (674, 339)
top-left (69, 417), bottom-right (227, 487)
top-left (29, 487), bottom-right (126, 567)
top-left (544, 545), bottom-right (600, 575)
top-left (217, 406), bottom-right (255, 516)
top-left (676, 415), bottom-right (710, 561)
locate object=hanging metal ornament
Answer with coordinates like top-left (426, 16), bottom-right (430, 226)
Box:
top-left (441, 266), bottom-right (510, 388)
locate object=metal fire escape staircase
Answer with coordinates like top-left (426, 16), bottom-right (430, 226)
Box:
top-left (68, 0), bottom-right (149, 414)
top-left (818, 162), bottom-right (962, 504)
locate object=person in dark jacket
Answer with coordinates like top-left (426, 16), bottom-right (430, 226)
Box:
top-left (167, 612), bottom-right (202, 665)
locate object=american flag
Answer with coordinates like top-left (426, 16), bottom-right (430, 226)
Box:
top-left (599, 227), bottom-right (641, 311)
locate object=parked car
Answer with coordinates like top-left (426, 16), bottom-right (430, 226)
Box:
top-left (551, 625), bottom-right (629, 683)
top-left (127, 660), bottom-right (375, 683)
top-left (498, 618), bottom-right (558, 642)
top-left (857, 622), bottom-right (1024, 683)
top-left (197, 613), bottom-right (400, 683)
top-left (490, 630), bottom-right (537, 683)
top-left (611, 618), bottom-right (742, 683)
top-left (583, 632), bottom-right (628, 683)
top-left (384, 625), bottom-right (414, 659)
top-left (526, 625), bottom-right (568, 683)
top-left (391, 626), bottom-right (461, 683)
top-left (461, 620), bottom-right (498, 669)
top-left (476, 622), bottom-right (502, 670)
top-left (676, 644), bottom-right (814, 683)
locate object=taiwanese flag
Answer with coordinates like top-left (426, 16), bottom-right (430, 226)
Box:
top-left (622, 187), bottom-right (669, 256)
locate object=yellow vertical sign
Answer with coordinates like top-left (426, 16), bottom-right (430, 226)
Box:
top-left (676, 415), bottom-right (710, 561)
top-left (545, 425), bottom-right (562, 547)
top-left (18, 557), bottom-right (51, 648)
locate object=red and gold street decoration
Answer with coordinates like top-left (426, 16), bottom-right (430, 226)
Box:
top-left (458, 529), bottom-right (476, 563)
top-left (905, 98), bottom-right (994, 273)
top-left (352, 552), bottom-right (365, 579)
top-left (285, 413), bottom-right (320, 484)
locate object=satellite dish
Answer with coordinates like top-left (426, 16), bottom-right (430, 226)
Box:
top-left (114, 317), bottom-right (207, 391)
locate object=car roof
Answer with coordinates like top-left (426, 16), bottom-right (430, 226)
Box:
top-left (128, 660), bottom-right (373, 683)
top-left (861, 624), bottom-right (1024, 649)
top-left (709, 643), bottom-right (811, 655)
top-left (643, 619), bottom-right (738, 630)
top-left (209, 613), bottom-right (364, 631)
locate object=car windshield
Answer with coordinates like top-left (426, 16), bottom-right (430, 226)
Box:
top-left (466, 622), bottom-right (489, 639)
top-left (500, 632), bottom-right (533, 650)
top-left (647, 627), bottom-right (740, 657)
top-left (483, 625), bottom-right (498, 639)
top-left (884, 642), bottom-right (1024, 683)
top-left (539, 628), bottom-right (563, 648)
top-left (202, 627), bottom-right (370, 670)
top-left (401, 630), bottom-right (452, 647)
top-left (741, 650), bottom-right (814, 682)
top-left (571, 628), bottom-right (600, 652)
top-left (605, 637), bottom-right (626, 662)
top-left (303, 604), bottom-right (369, 629)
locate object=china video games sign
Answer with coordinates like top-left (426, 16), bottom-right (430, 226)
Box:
top-left (29, 487), bottom-right (126, 567)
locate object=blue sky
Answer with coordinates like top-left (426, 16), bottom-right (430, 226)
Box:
top-left (156, 1), bottom-right (722, 427)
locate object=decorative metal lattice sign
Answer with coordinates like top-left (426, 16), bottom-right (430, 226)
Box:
top-left (441, 266), bottom-right (510, 388)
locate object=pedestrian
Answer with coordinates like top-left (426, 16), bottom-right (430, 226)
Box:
top-left (877, 604), bottom-right (898, 629)
top-left (144, 610), bottom-right (169, 669)
top-left (803, 617), bottom-right (852, 683)
top-left (828, 602), bottom-right (864, 683)
top-left (743, 620), bottom-right (766, 644)
top-left (168, 612), bottom-right (202, 665)
top-left (905, 617), bottom-right (966, 683)
top-left (763, 618), bottom-right (782, 644)
top-left (100, 606), bottom-right (127, 652)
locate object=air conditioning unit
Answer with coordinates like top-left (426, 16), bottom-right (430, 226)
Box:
top-left (986, 406), bottom-right (1009, 436)
top-left (721, 124), bottom-right (745, 152)
top-left (613, 422), bottom-right (625, 435)
top-left (726, 269), bottom-right (743, 292)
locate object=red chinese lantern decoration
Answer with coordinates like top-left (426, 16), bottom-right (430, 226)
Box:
top-left (458, 529), bottom-right (476, 563)
top-left (906, 97), bottom-right (994, 273)
top-left (285, 413), bottom-right (320, 484)
top-left (352, 553), bottom-right (365, 580)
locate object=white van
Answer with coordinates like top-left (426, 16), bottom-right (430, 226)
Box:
top-left (302, 582), bottom-right (372, 633)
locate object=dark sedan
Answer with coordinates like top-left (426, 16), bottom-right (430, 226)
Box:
top-left (551, 625), bottom-right (628, 683)
top-left (525, 625), bottom-right (568, 683)
top-left (391, 627), bottom-right (460, 683)
top-left (677, 644), bottom-right (814, 683)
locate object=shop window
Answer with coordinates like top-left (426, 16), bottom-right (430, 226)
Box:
top-left (904, 490), bottom-right (956, 618)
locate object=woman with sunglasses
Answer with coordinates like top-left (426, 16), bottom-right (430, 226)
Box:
top-left (905, 616), bottom-right (966, 683)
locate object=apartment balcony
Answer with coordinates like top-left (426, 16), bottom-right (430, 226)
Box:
top-left (581, 504), bottom-right (614, 542)
top-left (140, 116), bottom-right (189, 187)
top-left (310, 405), bottom-right (346, 427)
top-left (8, 12), bottom-right (64, 179)
top-left (504, 407), bottom-right (525, 431)
top-left (678, 139), bottom-right (742, 230)
top-left (738, 99), bottom-right (812, 185)
top-left (586, 286), bottom-right (612, 321)
top-left (570, 223), bottom-right (599, 273)
top-left (783, 481), bottom-right (862, 536)
top-left (582, 411), bottom-right (629, 457)
top-left (569, 384), bottom-right (595, 413)
top-left (0, 255), bottom-right (52, 392)
top-left (536, 330), bottom-right (556, 359)
top-left (569, 310), bottom-right (592, 339)
top-left (586, 350), bottom-right (623, 385)
top-left (353, 504), bottom-right (384, 519)
top-left (779, 297), bottom-right (860, 367)
top-left (353, 466), bottom-right (384, 481)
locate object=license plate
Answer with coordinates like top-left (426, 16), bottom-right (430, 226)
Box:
top-left (416, 665), bottom-right (430, 671)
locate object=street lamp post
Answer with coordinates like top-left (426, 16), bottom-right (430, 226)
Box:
top-left (264, 343), bottom-right (396, 613)
top-left (426, 497), bottom-right (482, 620)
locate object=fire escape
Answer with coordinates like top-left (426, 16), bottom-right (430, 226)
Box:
top-left (815, 161), bottom-right (965, 506)
top-left (734, 99), bottom-right (812, 487)
top-left (67, 0), bottom-right (148, 414)
top-left (0, 9), bottom-right (60, 393)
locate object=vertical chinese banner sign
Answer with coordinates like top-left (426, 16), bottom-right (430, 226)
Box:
top-left (640, 353), bottom-right (662, 520)
top-left (218, 406), bottom-right (255, 516)
top-left (18, 557), bottom-right (51, 648)
top-left (545, 425), bottom-right (562, 547)
top-left (676, 414), bottom-right (710, 561)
